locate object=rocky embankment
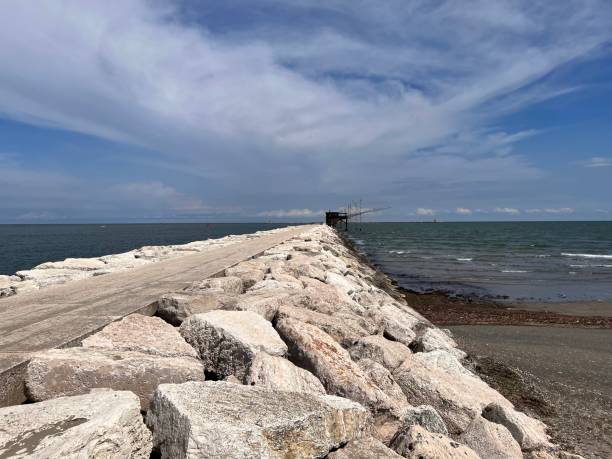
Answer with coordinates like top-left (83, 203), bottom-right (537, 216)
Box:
top-left (0, 225), bottom-right (581, 458)
top-left (0, 227), bottom-right (290, 297)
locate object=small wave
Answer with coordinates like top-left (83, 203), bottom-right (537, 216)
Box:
top-left (353, 239), bottom-right (365, 246)
top-left (389, 250), bottom-right (407, 254)
top-left (501, 270), bottom-right (528, 273)
top-left (561, 253), bottom-right (612, 259)
top-left (535, 254), bottom-right (550, 258)
top-left (456, 258), bottom-right (473, 261)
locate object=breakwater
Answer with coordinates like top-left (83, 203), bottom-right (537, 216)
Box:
top-left (0, 225), bottom-right (578, 458)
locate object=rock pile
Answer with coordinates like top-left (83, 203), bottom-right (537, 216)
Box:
top-left (0, 225), bottom-right (580, 458)
top-left (0, 227), bottom-right (290, 297)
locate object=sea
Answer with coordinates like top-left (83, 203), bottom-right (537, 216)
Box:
top-left (346, 221), bottom-right (612, 303)
top-left (2, 221), bottom-right (611, 303)
top-left (0, 223), bottom-right (293, 276)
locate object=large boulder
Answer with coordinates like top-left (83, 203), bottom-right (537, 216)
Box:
top-left (482, 402), bottom-right (551, 451)
top-left (392, 405), bottom-right (449, 438)
top-left (275, 305), bottom-right (373, 347)
top-left (224, 260), bottom-right (267, 288)
top-left (375, 304), bottom-right (421, 347)
top-left (350, 335), bottom-right (412, 370)
top-left (223, 290), bottom-right (289, 320)
top-left (82, 314), bottom-right (197, 358)
top-left (356, 359), bottom-right (409, 413)
top-left (275, 317), bottom-right (393, 414)
top-left (179, 310), bottom-right (287, 379)
top-left (393, 350), bottom-right (511, 433)
top-left (146, 381), bottom-right (370, 458)
top-left (184, 276), bottom-right (244, 295)
top-left (34, 257), bottom-right (107, 271)
top-left (156, 290), bottom-right (237, 325)
top-left (15, 268), bottom-right (92, 288)
top-left (25, 348), bottom-right (205, 409)
top-left (0, 390), bottom-right (152, 458)
top-left (413, 327), bottom-right (467, 360)
top-left (327, 436), bottom-right (403, 458)
top-left (390, 425), bottom-right (479, 458)
top-left (459, 415), bottom-right (522, 459)
top-left (243, 353), bottom-right (326, 395)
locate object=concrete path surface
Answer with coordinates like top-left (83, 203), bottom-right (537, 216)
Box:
top-left (0, 224), bottom-right (315, 406)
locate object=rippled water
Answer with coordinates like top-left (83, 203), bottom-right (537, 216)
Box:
top-left (0, 223), bottom-right (293, 275)
top-left (346, 221), bottom-right (612, 302)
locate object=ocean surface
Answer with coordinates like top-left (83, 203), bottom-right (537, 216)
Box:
top-left (346, 221), bottom-right (612, 302)
top-left (0, 223), bottom-right (294, 275)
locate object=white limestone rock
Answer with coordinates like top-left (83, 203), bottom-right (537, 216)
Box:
top-left (375, 303), bottom-right (421, 347)
top-left (156, 290), bottom-right (237, 325)
top-left (34, 257), bottom-right (107, 271)
top-left (482, 402), bottom-right (551, 451)
top-left (392, 405), bottom-right (449, 437)
top-left (350, 335), bottom-right (413, 370)
top-left (459, 415), bottom-right (523, 459)
top-left (327, 436), bottom-right (403, 459)
top-left (82, 314), bottom-right (197, 358)
top-left (0, 390), bottom-right (151, 458)
top-left (179, 310), bottom-right (287, 379)
top-left (275, 305), bottom-right (373, 347)
top-left (184, 276), bottom-right (244, 295)
top-left (26, 348), bottom-right (205, 409)
top-left (275, 317), bottom-right (394, 415)
top-left (414, 327), bottom-right (467, 360)
top-left (146, 381), bottom-right (370, 458)
top-left (243, 353), bottom-right (326, 394)
top-left (393, 350), bottom-right (512, 433)
top-left (390, 425), bottom-right (479, 459)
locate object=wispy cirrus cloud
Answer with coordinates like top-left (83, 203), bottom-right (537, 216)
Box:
top-left (0, 1), bottom-right (611, 221)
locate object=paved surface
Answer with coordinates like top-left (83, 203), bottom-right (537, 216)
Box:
top-left (449, 325), bottom-right (612, 458)
top-left (0, 224), bottom-right (315, 406)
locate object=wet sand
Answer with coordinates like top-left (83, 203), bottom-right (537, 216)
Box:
top-left (402, 289), bottom-right (612, 458)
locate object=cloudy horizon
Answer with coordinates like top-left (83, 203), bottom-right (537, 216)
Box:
top-left (1, 1), bottom-right (611, 223)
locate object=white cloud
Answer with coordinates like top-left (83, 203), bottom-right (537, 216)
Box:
top-left (257, 208), bottom-right (324, 218)
top-left (416, 208), bottom-right (435, 216)
top-left (456, 207), bottom-right (473, 214)
top-left (494, 207), bottom-right (521, 215)
top-left (581, 157), bottom-right (612, 168)
top-left (0, 1), bottom-right (611, 219)
top-left (526, 207), bottom-right (575, 214)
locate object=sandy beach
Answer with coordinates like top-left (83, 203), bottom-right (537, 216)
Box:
top-left (403, 289), bottom-right (612, 458)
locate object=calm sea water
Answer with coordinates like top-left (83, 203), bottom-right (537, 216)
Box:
top-left (347, 221), bottom-right (612, 302)
top-left (0, 223), bottom-right (293, 275)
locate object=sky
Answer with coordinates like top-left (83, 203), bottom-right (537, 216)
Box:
top-left (0, 0), bottom-right (611, 223)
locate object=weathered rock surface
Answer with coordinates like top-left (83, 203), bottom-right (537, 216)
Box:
top-left (224, 260), bottom-right (267, 288)
top-left (483, 402), bottom-right (551, 451)
top-left (243, 353), bottom-right (326, 394)
top-left (0, 390), bottom-right (152, 458)
top-left (376, 303), bottom-right (420, 347)
top-left (413, 327), bottom-right (467, 360)
top-left (184, 275), bottom-right (244, 295)
top-left (350, 334), bottom-right (412, 370)
top-left (394, 405), bottom-right (449, 436)
top-left (275, 305), bottom-right (372, 347)
top-left (179, 310), bottom-right (287, 379)
top-left (357, 359), bottom-right (409, 413)
top-left (146, 381), bottom-right (370, 458)
top-left (223, 290), bottom-right (288, 320)
top-left (156, 290), bottom-right (237, 325)
top-left (391, 425), bottom-right (479, 459)
top-left (275, 317), bottom-right (392, 414)
top-left (35, 257), bottom-right (107, 271)
top-left (82, 314), bottom-right (197, 358)
top-left (393, 350), bottom-right (511, 433)
top-left (327, 436), bottom-right (403, 458)
top-left (26, 348), bottom-right (204, 409)
top-left (459, 415), bottom-right (522, 459)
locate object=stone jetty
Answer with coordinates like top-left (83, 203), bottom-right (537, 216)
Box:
top-left (0, 225), bottom-right (580, 458)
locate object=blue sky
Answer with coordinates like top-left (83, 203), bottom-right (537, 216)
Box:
top-left (0, 0), bottom-right (611, 223)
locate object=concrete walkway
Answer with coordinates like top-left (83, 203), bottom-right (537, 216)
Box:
top-left (0, 224), bottom-right (315, 406)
